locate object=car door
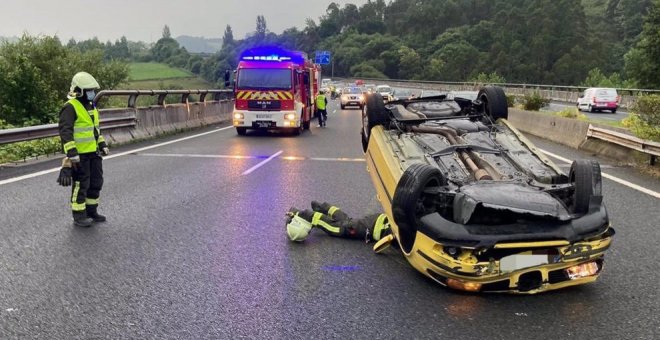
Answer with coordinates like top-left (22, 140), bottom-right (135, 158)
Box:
top-left (579, 89), bottom-right (590, 108)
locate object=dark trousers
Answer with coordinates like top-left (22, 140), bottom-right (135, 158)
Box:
top-left (317, 109), bottom-right (327, 124)
top-left (71, 153), bottom-right (103, 213)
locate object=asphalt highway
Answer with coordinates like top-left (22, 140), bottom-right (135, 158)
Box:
top-left (1, 100), bottom-right (659, 339)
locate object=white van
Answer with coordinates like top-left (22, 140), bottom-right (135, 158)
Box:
top-left (577, 88), bottom-right (619, 113)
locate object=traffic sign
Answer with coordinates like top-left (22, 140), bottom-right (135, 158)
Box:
top-left (315, 51), bottom-right (331, 65)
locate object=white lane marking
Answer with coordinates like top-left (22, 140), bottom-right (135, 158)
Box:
top-left (139, 153), bottom-right (365, 163)
top-left (0, 126), bottom-right (233, 186)
top-left (309, 157), bottom-right (364, 162)
top-left (242, 150), bottom-right (283, 175)
top-left (540, 148), bottom-right (660, 199)
top-left (138, 153), bottom-right (257, 160)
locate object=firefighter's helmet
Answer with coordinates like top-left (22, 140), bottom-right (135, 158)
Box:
top-left (69, 72), bottom-right (100, 97)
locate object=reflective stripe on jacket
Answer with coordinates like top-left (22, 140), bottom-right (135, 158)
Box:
top-left (68, 99), bottom-right (101, 154)
top-left (316, 95), bottom-right (327, 110)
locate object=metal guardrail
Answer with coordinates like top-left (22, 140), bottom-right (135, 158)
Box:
top-left (94, 89), bottom-right (233, 108)
top-left (0, 89), bottom-right (234, 146)
top-left (587, 125), bottom-right (659, 165)
top-left (339, 77), bottom-right (660, 95)
top-left (0, 116), bottom-right (137, 145)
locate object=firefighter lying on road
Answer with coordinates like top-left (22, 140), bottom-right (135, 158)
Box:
top-left (286, 201), bottom-right (394, 252)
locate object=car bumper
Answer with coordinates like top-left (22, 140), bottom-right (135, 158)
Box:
top-left (233, 110), bottom-right (300, 129)
top-left (406, 229), bottom-right (613, 294)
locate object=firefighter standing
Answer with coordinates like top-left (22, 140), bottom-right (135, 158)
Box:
top-left (315, 90), bottom-right (328, 127)
top-left (56, 72), bottom-right (109, 227)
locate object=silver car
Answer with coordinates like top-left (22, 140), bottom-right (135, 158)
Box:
top-left (340, 87), bottom-right (365, 110)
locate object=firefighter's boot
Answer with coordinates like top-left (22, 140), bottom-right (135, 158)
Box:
top-left (86, 205), bottom-right (106, 223)
top-left (73, 211), bottom-right (93, 227)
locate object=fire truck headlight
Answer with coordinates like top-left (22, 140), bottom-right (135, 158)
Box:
top-left (234, 113), bottom-right (244, 120)
top-left (285, 113), bottom-right (296, 120)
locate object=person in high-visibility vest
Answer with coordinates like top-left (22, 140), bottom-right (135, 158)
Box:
top-left (285, 201), bottom-right (391, 243)
top-left (315, 90), bottom-right (328, 127)
top-left (56, 72), bottom-right (109, 227)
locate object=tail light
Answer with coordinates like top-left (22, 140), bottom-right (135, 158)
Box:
top-left (616, 95), bottom-right (620, 103)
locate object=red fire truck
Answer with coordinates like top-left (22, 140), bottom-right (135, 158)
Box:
top-left (226, 47), bottom-right (321, 136)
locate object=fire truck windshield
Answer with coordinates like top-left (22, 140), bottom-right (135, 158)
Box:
top-left (237, 69), bottom-right (292, 90)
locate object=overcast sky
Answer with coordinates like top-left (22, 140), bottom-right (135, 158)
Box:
top-left (0, 0), bottom-right (368, 42)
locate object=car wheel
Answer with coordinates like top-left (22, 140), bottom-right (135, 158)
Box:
top-left (363, 93), bottom-right (389, 143)
top-left (341, 104), bottom-right (346, 110)
top-left (611, 109), bottom-right (617, 114)
top-left (569, 159), bottom-right (602, 214)
top-left (392, 163), bottom-right (447, 253)
top-left (236, 127), bottom-right (247, 136)
top-left (478, 86), bottom-right (508, 122)
top-left (588, 105), bottom-right (595, 113)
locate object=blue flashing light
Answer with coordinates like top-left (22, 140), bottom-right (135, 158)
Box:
top-left (240, 46), bottom-right (304, 63)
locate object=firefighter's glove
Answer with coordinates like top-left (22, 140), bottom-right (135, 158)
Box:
top-left (286, 211), bottom-right (313, 242)
top-left (101, 147), bottom-right (110, 156)
top-left (57, 158), bottom-right (74, 187)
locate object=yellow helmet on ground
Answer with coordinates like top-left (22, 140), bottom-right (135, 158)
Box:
top-left (69, 72), bottom-right (100, 96)
top-left (286, 213), bottom-right (313, 242)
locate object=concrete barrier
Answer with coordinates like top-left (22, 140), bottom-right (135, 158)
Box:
top-left (507, 109), bottom-right (590, 149)
top-left (506, 109), bottom-right (648, 164)
top-left (100, 100), bottom-right (232, 145)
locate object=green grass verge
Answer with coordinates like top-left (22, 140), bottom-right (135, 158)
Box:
top-left (128, 62), bottom-right (193, 81)
top-left (121, 77), bottom-right (214, 90)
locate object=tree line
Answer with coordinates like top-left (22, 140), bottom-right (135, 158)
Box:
top-left (193, 0), bottom-right (659, 89)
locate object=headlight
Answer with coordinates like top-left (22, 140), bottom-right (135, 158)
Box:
top-left (234, 113), bottom-right (244, 119)
top-left (446, 278), bottom-right (482, 292)
top-left (285, 113), bottom-right (296, 120)
top-left (565, 262), bottom-right (600, 280)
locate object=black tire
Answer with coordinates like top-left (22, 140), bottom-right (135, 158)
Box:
top-left (303, 119), bottom-right (310, 130)
top-left (361, 130), bottom-right (368, 153)
top-left (291, 126), bottom-right (302, 136)
top-left (478, 86), bottom-right (508, 121)
top-left (569, 160), bottom-right (602, 214)
top-left (341, 104), bottom-right (346, 110)
top-left (236, 127), bottom-right (247, 136)
top-left (362, 93), bottom-right (389, 147)
top-left (392, 163), bottom-right (447, 253)
top-left (611, 109), bottom-right (617, 114)
top-left (588, 105), bottom-right (595, 113)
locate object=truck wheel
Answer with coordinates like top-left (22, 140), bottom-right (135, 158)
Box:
top-left (291, 126), bottom-right (302, 136)
top-left (236, 127), bottom-right (247, 136)
top-left (392, 163), bottom-right (446, 253)
top-left (361, 130), bottom-right (368, 153)
top-left (362, 93), bottom-right (389, 147)
top-left (303, 120), bottom-right (310, 130)
top-left (478, 86), bottom-right (508, 122)
top-left (569, 160), bottom-right (602, 214)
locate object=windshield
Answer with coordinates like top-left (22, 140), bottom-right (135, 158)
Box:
top-left (378, 86), bottom-right (392, 93)
top-left (343, 87), bottom-right (361, 94)
top-left (596, 89), bottom-right (617, 97)
top-left (420, 90), bottom-right (443, 97)
top-left (237, 68), bottom-right (292, 90)
top-left (395, 89), bottom-right (418, 97)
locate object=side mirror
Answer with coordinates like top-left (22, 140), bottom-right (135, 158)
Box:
top-left (224, 70), bottom-right (231, 88)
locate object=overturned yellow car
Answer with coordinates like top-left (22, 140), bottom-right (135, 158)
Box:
top-left (361, 87), bottom-right (614, 294)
